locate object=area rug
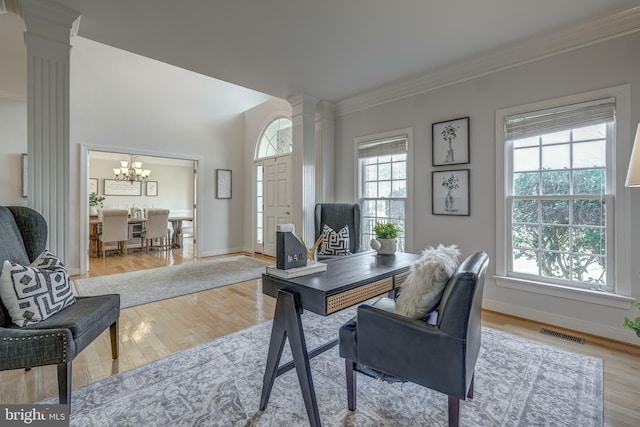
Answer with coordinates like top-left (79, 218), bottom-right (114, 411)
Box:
top-left (41, 306), bottom-right (603, 426)
top-left (73, 255), bottom-right (270, 308)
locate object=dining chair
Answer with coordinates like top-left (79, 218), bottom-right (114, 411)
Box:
top-left (98, 209), bottom-right (129, 258)
top-left (142, 208), bottom-right (171, 252)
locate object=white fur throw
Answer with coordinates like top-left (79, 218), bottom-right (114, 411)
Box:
top-left (395, 244), bottom-right (461, 319)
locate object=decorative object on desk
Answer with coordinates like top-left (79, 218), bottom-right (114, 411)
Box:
top-left (89, 192), bottom-right (105, 216)
top-left (89, 178), bottom-right (98, 195)
top-left (42, 307), bottom-right (604, 426)
top-left (299, 234), bottom-right (323, 264)
top-left (432, 116), bottom-right (469, 166)
top-left (275, 224), bottom-right (307, 270)
top-left (112, 154), bottom-right (151, 184)
top-left (395, 244), bottom-right (461, 319)
top-left (266, 262), bottom-right (327, 279)
top-left (216, 169), bottom-right (232, 199)
top-left (104, 179), bottom-right (142, 196)
top-left (146, 181), bottom-right (158, 196)
top-left (370, 221), bottom-right (401, 255)
top-left (432, 169), bottom-right (470, 216)
top-left (21, 153), bottom-right (27, 198)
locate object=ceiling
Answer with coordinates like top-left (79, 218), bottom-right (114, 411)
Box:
top-left (2, 1), bottom-right (640, 109)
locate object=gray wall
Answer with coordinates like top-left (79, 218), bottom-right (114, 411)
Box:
top-left (335, 32), bottom-right (640, 343)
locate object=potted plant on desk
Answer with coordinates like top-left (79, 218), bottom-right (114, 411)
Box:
top-left (370, 222), bottom-right (402, 255)
top-left (89, 192), bottom-right (105, 217)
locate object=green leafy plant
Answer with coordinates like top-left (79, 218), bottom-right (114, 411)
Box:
top-left (89, 192), bottom-right (105, 208)
top-left (624, 302), bottom-right (640, 338)
top-left (372, 222), bottom-right (402, 239)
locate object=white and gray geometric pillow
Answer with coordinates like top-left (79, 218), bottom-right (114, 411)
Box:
top-left (319, 224), bottom-right (352, 256)
top-left (0, 250), bottom-right (75, 327)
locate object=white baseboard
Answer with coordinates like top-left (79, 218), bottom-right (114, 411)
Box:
top-left (199, 247), bottom-right (247, 258)
top-left (483, 298), bottom-right (638, 345)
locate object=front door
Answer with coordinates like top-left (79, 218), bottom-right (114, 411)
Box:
top-left (262, 155), bottom-right (292, 257)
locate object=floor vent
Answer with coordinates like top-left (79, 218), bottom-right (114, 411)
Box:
top-left (540, 328), bottom-right (585, 344)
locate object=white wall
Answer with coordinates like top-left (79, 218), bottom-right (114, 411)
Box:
top-left (334, 32), bottom-right (640, 344)
top-left (0, 99), bottom-right (27, 206)
top-left (242, 99), bottom-right (293, 252)
top-left (67, 36), bottom-right (273, 268)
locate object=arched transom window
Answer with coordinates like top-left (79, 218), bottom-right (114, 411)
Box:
top-left (256, 117), bottom-right (293, 159)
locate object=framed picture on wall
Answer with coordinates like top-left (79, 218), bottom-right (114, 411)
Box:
top-left (89, 178), bottom-right (98, 195)
top-left (432, 117), bottom-right (470, 166)
top-left (432, 169), bottom-right (470, 216)
top-left (216, 169), bottom-right (232, 199)
top-left (146, 181), bottom-right (158, 196)
top-left (104, 179), bottom-right (142, 196)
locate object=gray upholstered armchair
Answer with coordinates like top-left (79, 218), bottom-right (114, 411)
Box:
top-left (314, 203), bottom-right (361, 259)
top-left (0, 206), bottom-right (120, 405)
top-left (339, 251), bottom-right (489, 427)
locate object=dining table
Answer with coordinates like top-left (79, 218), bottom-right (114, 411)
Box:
top-left (89, 216), bottom-right (192, 257)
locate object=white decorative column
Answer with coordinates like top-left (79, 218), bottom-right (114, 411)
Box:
top-left (21, 0), bottom-right (80, 263)
top-left (315, 100), bottom-right (335, 202)
top-left (288, 93), bottom-right (318, 246)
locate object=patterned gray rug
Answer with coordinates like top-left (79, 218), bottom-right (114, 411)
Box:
top-left (73, 255), bottom-right (270, 308)
top-left (41, 306), bottom-right (603, 426)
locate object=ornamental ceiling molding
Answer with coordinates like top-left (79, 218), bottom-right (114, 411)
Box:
top-left (335, 6), bottom-right (640, 117)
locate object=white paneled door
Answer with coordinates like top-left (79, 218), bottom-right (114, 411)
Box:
top-left (262, 155), bottom-right (292, 257)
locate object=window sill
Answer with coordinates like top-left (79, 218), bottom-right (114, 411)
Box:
top-left (493, 275), bottom-right (635, 309)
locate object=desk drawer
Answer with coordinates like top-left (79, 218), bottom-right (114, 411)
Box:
top-left (394, 270), bottom-right (410, 286)
top-left (326, 277), bottom-right (393, 314)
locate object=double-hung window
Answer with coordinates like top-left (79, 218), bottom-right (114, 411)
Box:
top-left (503, 97), bottom-right (616, 292)
top-left (357, 132), bottom-right (408, 252)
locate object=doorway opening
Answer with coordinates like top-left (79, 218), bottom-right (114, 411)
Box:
top-left (254, 117), bottom-right (293, 257)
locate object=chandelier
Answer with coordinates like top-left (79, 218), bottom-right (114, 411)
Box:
top-left (113, 154), bottom-right (151, 184)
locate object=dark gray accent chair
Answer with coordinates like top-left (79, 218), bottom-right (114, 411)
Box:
top-left (0, 206), bottom-right (120, 405)
top-left (314, 203), bottom-right (361, 259)
top-left (339, 251), bottom-right (489, 427)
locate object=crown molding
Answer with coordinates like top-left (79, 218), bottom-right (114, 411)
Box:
top-left (335, 6), bottom-right (640, 117)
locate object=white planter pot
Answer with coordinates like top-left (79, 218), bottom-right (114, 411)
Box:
top-left (89, 206), bottom-right (98, 216)
top-left (370, 238), bottom-right (397, 255)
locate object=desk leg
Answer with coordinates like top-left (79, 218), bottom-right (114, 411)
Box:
top-left (259, 289), bottom-right (321, 427)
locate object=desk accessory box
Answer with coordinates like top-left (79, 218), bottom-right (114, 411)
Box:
top-left (275, 224), bottom-right (307, 270)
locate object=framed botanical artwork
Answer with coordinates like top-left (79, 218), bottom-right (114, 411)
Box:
top-left (216, 169), bottom-right (232, 199)
top-left (432, 116), bottom-right (469, 166)
top-left (432, 169), bottom-right (470, 216)
top-left (146, 181), bottom-right (158, 196)
top-left (89, 178), bottom-right (98, 195)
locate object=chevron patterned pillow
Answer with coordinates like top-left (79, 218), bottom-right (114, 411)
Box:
top-left (318, 224), bottom-right (352, 256)
top-left (0, 250), bottom-right (75, 327)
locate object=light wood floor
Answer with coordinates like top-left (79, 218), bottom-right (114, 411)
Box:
top-left (1, 240), bottom-right (639, 425)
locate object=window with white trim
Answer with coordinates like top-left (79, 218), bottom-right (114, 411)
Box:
top-left (358, 135), bottom-right (407, 251)
top-left (503, 98), bottom-right (615, 292)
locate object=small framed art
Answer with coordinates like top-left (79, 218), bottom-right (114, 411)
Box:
top-left (432, 117), bottom-right (469, 166)
top-left (216, 169), bottom-right (232, 199)
top-left (89, 178), bottom-right (98, 195)
top-left (432, 169), bottom-right (470, 216)
top-left (146, 181), bottom-right (158, 196)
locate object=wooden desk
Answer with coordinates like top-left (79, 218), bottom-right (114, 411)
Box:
top-left (89, 216), bottom-right (192, 257)
top-left (260, 251), bottom-right (419, 426)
